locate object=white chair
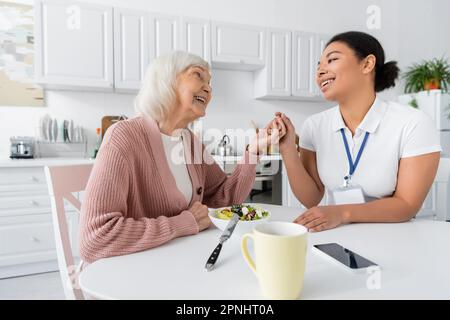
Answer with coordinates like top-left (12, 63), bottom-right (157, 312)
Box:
top-left (44, 164), bottom-right (93, 300)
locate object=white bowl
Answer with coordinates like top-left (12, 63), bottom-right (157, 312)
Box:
top-left (208, 205), bottom-right (271, 235)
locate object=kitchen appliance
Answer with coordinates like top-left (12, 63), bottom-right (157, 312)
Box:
top-left (216, 134), bottom-right (234, 156)
top-left (10, 136), bottom-right (35, 159)
top-left (223, 159), bottom-right (283, 205)
top-left (205, 212), bottom-right (240, 271)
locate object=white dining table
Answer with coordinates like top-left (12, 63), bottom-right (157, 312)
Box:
top-left (78, 204), bottom-right (450, 300)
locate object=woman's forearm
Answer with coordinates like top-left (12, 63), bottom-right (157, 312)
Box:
top-left (202, 152), bottom-right (257, 208)
top-left (341, 196), bottom-right (418, 224)
top-left (282, 145), bottom-right (323, 208)
top-left (79, 210), bottom-right (200, 263)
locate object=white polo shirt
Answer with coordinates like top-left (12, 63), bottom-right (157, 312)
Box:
top-left (299, 97), bottom-right (442, 203)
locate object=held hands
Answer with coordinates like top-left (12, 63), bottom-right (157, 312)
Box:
top-left (247, 115), bottom-right (287, 155)
top-left (274, 112), bottom-right (298, 153)
top-left (189, 201), bottom-right (211, 231)
top-left (293, 206), bottom-right (349, 232)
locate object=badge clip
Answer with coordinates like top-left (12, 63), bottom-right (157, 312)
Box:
top-left (343, 175), bottom-right (351, 188)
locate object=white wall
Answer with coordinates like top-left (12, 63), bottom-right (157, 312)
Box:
top-left (1, 0), bottom-right (449, 157)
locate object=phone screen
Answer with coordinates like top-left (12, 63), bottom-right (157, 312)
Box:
top-left (314, 243), bottom-right (378, 269)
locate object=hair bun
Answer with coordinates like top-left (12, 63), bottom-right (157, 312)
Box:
top-left (375, 61), bottom-right (399, 92)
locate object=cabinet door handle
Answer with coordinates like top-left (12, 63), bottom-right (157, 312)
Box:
top-left (29, 176), bottom-right (39, 182)
top-left (31, 236), bottom-right (39, 243)
top-left (29, 200), bottom-right (38, 206)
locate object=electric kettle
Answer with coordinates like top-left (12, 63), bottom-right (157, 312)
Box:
top-left (216, 135), bottom-right (234, 156)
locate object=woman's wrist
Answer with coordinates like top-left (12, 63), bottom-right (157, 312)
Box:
top-left (280, 142), bottom-right (298, 155)
top-left (340, 205), bottom-right (352, 224)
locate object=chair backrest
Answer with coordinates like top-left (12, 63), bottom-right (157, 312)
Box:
top-left (44, 164), bottom-right (93, 300)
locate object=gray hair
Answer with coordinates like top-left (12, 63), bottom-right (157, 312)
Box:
top-left (134, 51), bottom-right (210, 122)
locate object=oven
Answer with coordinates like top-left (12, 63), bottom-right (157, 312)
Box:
top-left (222, 159), bottom-right (283, 205)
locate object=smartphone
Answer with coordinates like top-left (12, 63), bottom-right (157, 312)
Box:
top-left (312, 243), bottom-right (379, 272)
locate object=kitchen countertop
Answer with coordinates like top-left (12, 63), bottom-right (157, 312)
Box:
top-left (0, 154), bottom-right (446, 172)
top-left (0, 157), bottom-right (95, 168)
top-left (212, 154), bottom-right (282, 162)
top-left (0, 155), bottom-right (282, 168)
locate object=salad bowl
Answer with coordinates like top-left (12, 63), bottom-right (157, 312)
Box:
top-left (208, 204), bottom-right (271, 235)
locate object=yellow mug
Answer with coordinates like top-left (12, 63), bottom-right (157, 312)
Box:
top-left (241, 222), bottom-right (308, 299)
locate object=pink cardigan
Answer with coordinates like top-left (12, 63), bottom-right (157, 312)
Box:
top-left (79, 116), bottom-right (256, 263)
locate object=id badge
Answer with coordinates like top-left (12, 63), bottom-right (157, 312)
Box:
top-left (331, 184), bottom-right (365, 205)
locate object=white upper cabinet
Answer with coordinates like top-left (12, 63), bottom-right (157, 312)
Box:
top-left (316, 33), bottom-right (331, 59)
top-left (34, 0), bottom-right (114, 89)
top-left (113, 8), bottom-right (149, 91)
top-left (314, 33), bottom-right (332, 95)
top-left (255, 30), bottom-right (330, 100)
top-left (211, 22), bottom-right (265, 70)
top-left (180, 17), bottom-right (211, 63)
top-left (292, 31), bottom-right (317, 98)
top-left (254, 29), bottom-right (291, 98)
top-left (149, 14), bottom-right (180, 61)
top-left (34, 1), bottom-right (331, 97)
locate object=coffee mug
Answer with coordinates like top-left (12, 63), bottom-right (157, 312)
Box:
top-left (241, 222), bottom-right (308, 299)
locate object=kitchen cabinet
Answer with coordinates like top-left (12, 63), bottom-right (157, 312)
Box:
top-left (255, 30), bottom-right (331, 100)
top-left (180, 17), bottom-right (211, 63)
top-left (0, 160), bottom-right (88, 279)
top-left (292, 32), bottom-right (330, 99)
top-left (254, 29), bottom-right (292, 98)
top-left (34, 0), bottom-right (114, 90)
top-left (211, 22), bottom-right (265, 70)
top-left (149, 14), bottom-right (180, 61)
top-left (113, 8), bottom-right (149, 91)
top-left (34, 1), bottom-right (330, 96)
top-left (115, 11), bottom-right (187, 90)
top-left (314, 33), bottom-right (332, 95)
top-left (115, 14), bottom-right (209, 90)
top-left (291, 31), bottom-right (317, 98)
top-left (0, 213), bottom-right (78, 277)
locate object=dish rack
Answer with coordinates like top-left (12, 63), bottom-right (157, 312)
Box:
top-left (35, 140), bottom-right (87, 158)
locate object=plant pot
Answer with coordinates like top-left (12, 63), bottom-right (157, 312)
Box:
top-left (424, 79), bottom-right (440, 90)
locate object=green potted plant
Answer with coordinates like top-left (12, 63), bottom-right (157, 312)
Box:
top-left (402, 57), bottom-right (450, 93)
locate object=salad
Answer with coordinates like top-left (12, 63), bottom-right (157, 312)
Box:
top-left (216, 204), bottom-right (269, 221)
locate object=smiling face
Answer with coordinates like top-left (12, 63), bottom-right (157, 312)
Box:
top-left (174, 66), bottom-right (212, 121)
top-left (316, 41), bottom-right (376, 102)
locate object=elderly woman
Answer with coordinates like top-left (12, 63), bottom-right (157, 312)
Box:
top-left (79, 51), bottom-right (282, 263)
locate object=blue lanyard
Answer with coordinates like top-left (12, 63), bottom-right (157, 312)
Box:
top-left (340, 128), bottom-right (369, 178)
